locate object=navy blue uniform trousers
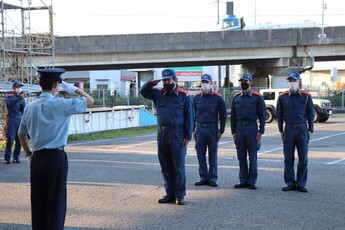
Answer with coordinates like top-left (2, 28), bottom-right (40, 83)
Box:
top-left (283, 125), bottom-right (309, 187)
top-left (235, 123), bottom-right (258, 185)
top-left (4, 118), bottom-right (21, 161)
top-left (195, 124), bottom-right (219, 183)
top-left (157, 127), bottom-right (186, 199)
top-left (31, 149), bottom-right (68, 230)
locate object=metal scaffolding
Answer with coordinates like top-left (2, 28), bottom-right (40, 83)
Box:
top-left (0, 0), bottom-right (54, 85)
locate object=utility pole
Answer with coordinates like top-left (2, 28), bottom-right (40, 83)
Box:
top-left (215, 0), bottom-right (220, 25)
top-left (319, 0), bottom-right (327, 38)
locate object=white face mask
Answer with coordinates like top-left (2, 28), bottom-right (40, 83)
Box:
top-left (15, 88), bottom-right (22, 94)
top-left (288, 82), bottom-right (299, 91)
top-left (202, 82), bottom-right (211, 91)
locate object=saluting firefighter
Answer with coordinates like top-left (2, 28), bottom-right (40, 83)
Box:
top-left (4, 81), bottom-right (26, 164)
top-left (140, 69), bottom-right (194, 205)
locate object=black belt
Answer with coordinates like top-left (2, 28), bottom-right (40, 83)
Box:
top-left (35, 147), bottom-right (64, 152)
top-left (285, 123), bottom-right (306, 128)
top-left (197, 122), bottom-right (217, 128)
top-left (237, 121), bottom-right (256, 126)
top-left (159, 125), bottom-right (182, 131)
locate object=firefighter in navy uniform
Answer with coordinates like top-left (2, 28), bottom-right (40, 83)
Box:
top-left (277, 71), bottom-right (314, 193)
top-left (231, 73), bottom-right (266, 190)
top-left (140, 69), bottom-right (194, 205)
top-left (4, 81), bottom-right (25, 164)
top-left (193, 74), bottom-right (227, 187)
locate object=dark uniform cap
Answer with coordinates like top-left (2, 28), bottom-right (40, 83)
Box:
top-left (12, 81), bottom-right (24, 87)
top-left (161, 69), bottom-right (176, 80)
top-left (201, 74), bottom-right (212, 82)
top-left (37, 68), bottom-right (66, 76)
top-left (287, 71), bottom-right (300, 80)
top-left (239, 73), bottom-right (252, 81)
top-left (37, 68), bottom-right (66, 82)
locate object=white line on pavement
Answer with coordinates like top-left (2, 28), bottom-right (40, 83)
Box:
top-left (326, 158), bottom-right (345, 165)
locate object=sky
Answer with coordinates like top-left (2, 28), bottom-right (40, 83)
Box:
top-left (3, 0), bottom-right (344, 36)
top-left (2, 0), bottom-right (345, 69)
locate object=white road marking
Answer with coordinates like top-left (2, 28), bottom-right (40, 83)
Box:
top-left (326, 158), bottom-right (345, 165)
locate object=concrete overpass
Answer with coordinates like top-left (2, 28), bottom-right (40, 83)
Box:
top-left (34, 26), bottom-right (345, 78)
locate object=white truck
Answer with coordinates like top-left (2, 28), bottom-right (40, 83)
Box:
top-left (260, 88), bottom-right (333, 123)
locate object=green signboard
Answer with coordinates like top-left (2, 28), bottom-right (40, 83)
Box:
top-left (173, 67), bottom-right (202, 76)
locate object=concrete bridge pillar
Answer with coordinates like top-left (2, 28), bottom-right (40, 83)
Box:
top-left (241, 57), bottom-right (314, 88)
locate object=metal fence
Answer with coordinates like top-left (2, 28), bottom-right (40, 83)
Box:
top-left (89, 86), bottom-right (345, 112)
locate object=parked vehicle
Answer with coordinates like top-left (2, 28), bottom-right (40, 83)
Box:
top-left (260, 88), bottom-right (333, 123)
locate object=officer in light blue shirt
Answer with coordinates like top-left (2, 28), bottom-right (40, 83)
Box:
top-left (18, 68), bottom-right (94, 230)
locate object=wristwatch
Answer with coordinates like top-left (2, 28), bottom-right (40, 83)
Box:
top-left (26, 151), bottom-right (32, 157)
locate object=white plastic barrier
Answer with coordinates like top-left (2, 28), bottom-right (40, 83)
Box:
top-left (68, 105), bottom-right (144, 135)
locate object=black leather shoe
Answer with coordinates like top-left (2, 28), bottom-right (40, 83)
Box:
top-left (234, 183), bottom-right (249, 189)
top-left (298, 187), bottom-right (308, 193)
top-left (158, 195), bottom-right (175, 204)
top-left (249, 184), bottom-right (257, 190)
top-left (175, 197), bottom-right (185, 205)
top-left (12, 159), bottom-right (20, 163)
top-left (4, 160), bottom-right (11, 164)
top-left (209, 181), bottom-right (218, 187)
top-left (282, 186), bottom-right (297, 191)
top-left (194, 181), bottom-right (209, 186)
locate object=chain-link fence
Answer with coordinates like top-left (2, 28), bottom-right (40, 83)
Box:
top-left (89, 86), bottom-right (345, 113)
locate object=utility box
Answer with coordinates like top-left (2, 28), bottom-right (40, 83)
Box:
top-left (226, 2), bottom-right (234, 15)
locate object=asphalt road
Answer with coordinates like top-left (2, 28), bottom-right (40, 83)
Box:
top-left (1, 114), bottom-right (345, 230)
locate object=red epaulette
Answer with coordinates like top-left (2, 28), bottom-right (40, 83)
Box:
top-left (251, 90), bottom-right (261, 96)
top-left (300, 89), bottom-right (310, 95)
top-left (233, 92), bottom-right (242, 98)
top-left (178, 88), bottom-right (190, 96)
top-left (194, 91), bottom-right (202, 97)
top-left (212, 91), bottom-right (222, 97)
top-left (279, 90), bottom-right (289, 96)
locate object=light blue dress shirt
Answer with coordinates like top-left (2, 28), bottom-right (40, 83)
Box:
top-left (18, 92), bottom-right (87, 151)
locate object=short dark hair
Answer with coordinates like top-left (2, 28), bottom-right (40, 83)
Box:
top-left (39, 77), bottom-right (59, 90)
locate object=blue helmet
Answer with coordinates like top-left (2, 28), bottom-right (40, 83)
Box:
top-left (239, 73), bottom-right (252, 81)
top-left (12, 81), bottom-right (24, 88)
top-left (201, 74), bottom-right (212, 82)
top-left (161, 69), bottom-right (176, 80)
top-left (287, 71), bottom-right (300, 80)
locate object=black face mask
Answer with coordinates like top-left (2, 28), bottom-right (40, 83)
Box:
top-left (164, 83), bottom-right (175, 92)
top-left (241, 82), bottom-right (250, 90)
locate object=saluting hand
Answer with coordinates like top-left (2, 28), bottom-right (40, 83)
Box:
top-left (151, 79), bottom-right (161, 85)
top-left (19, 92), bottom-right (26, 98)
